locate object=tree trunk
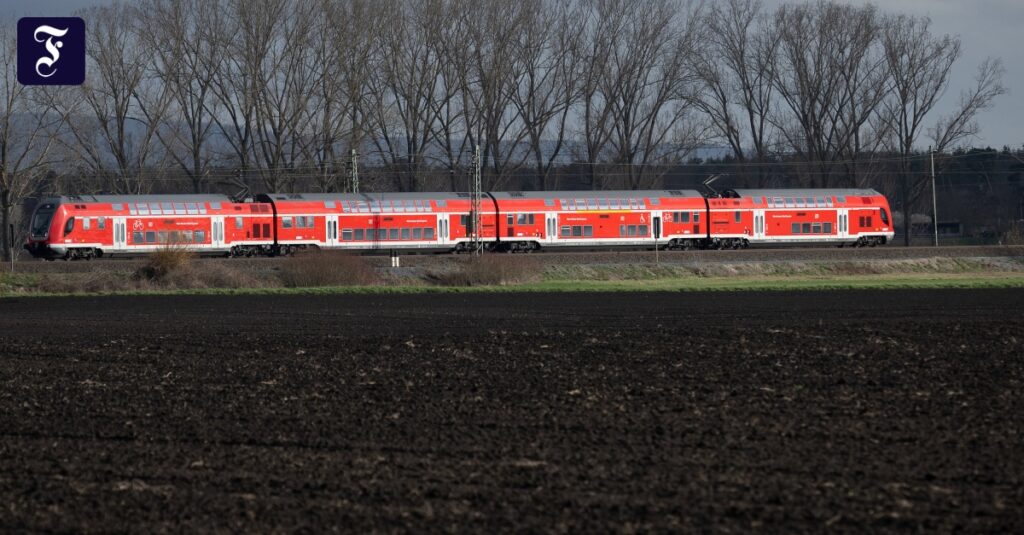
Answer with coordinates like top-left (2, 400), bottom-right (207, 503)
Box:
top-left (1, 189), bottom-right (12, 262)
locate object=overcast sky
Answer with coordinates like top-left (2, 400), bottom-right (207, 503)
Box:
top-left (3, 0), bottom-right (1021, 148)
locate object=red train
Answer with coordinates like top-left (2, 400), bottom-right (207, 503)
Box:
top-left (24, 188), bottom-right (894, 259)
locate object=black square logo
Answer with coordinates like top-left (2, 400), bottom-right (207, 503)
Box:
top-left (17, 17), bottom-right (86, 86)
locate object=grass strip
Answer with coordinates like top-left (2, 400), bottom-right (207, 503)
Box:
top-left (4, 273), bottom-right (1024, 298)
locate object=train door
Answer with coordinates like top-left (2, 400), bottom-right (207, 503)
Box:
top-left (211, 216), bottom-right (224, 249)
top-left (653, 215), bottom-right (662, 245)
top-left (546, 214), bottom-right (557, 244)
top-left (437, 217), bottom-right (449, 246)
top-left (112, 217), bottom-right (126, 252)
top-left (326, 215), bottom-right (338, 247)
top-left (753, 209), bottom-right (765, 240)
top-left (837, 209), bottom-right (848, 239)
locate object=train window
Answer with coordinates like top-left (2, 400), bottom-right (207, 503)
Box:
top-left (187, 203), bottom-right (199, 215)
top-left (146, 231), bottom-right (156, 243)
top-left (145, 203), bottom-right (159, 215)
top-left (795, 198), bottom-right (805, 208)
top-left (575, 199), bottom-right (586, 210)
top-left (325, 201), bottom-right (335, 209)
top-left (342, 229), bottom-right (353, 241)
top-left (355, 229), bottom-right (364, 240)
top-left (561, 226), bottom-right (570, 237)
top-left (802, 223), bottom-right (811, 233)
top-left (784, 197), bottom-right (794, 207)
top-left (836, 196), bottom-right (846, 204)
top-left (133, 231), bottom-right (143, 243)
top-left (734, 211), bottom-right (741, 223)
top-left (880, 208), bottom-right (889, 224)
top-left (792, 223), bottom-right (800, 233)
top-left (584, 226), bottom-right (593, 237)
top-left (460, 215), bottom-right (469, 226)
top-left (824, 223), bottom-right (832, 233)
top-left (413, 228), bottom-right (422, 239)
top-left (866, 216), bottom-right (873, 227)
top-left (766, 198), bottom-right (774, 208)
top-left (542, 199), bottom-right (553, 207)
top-left (378, 229), bottom-right (387, 240)
top-left (507, 214), bottom-right (514, 225)
top-left (83, 217), bottom-right (91, 230)
top-left (627, 225), bottom-right (636, 236)
top-left (639, 225), bottom-right (648, 236)
top-left (812, 223), bottom-right (822, 234)
top-left (210, 202), bottom-right (222, 210)
top-left (693, 212), bottom-right (700, 223)
top-left (195, 230), bottom-right (205, 243)
top-left (253, 225), bottom-right (261, 238)
top-left (649, 198), bottom-right (659, 206)
top-left (64, 217), bottom-right (75, 234)
top-left (98, 217), bottom-right (106, 230)
top-left (135, 203), bottom-right (149, 215)
top-left (773, 197), bottom-right (783, 207)
top-left (598, 199), bottom-right (608, 209)
top-left (620, 225), bottom-right (626, 236)
top-left (529, 214), bottom-right (535, 224)
top-left (406, 200), bottom-right (415, 212)
top-left (390, 228), bottom-right (399, 240)
top-left (235, 217), bottom-right (243, 229)
top-left (198, 203), bottom-right (207, 214)
top-left (858, 216), bottom-right (865, 227)
top-left (816, 196), bottom-right (826, 206)
top-left (113, 203), bottom-right (124, 212)
top-left (437, 200), bottom-right (447, 208)
top-left (681, 212), bottom-right (691, 223)
top-left (181, 231), bottom-right (193, 243)
top-left (402, 228), bottom-right (410, 240)
top-left (572, 226), bottom-right (582, 237)
top-left (172, 203), bottom-right (185, 214)
top-left (282, 217), bottom-right (293, 228)
top-left (825, 197), bottom-right (833, 207)
top-left (425, 228), bottom-right (435, 239)
top-left (517, 214), bottom-right (528, 225)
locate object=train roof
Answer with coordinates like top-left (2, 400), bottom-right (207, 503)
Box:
top-left (724, 188), bottom-right (882, 198)
top-left (261, 190), bottom-right (704, 202)
top-left (53, 194), bottom-right (234, 204)
top-left (488, 190), bottom-right (703, 199)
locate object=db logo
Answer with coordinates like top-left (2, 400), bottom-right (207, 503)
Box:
top-left (17, 17), bottom-right (85, 86)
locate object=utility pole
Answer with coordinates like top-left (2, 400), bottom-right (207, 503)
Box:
top-left (350, 149), bottom-right (359, 193)
top-left (470, 144), bottom-right (482, 255)
top-left (930, 147), bottom-right (938, 247)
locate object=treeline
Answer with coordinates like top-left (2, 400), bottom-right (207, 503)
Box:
top-left (0, 0), bottom-right (1011, 257)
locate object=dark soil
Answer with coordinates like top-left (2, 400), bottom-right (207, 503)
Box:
top-left (1, 290), bottom-right (1022, 532)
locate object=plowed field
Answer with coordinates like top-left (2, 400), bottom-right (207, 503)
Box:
top-left (1, 290), bottom-right (1021, 531)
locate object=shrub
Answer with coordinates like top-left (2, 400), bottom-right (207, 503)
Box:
top-left (277, 252), bottom-right (379, 287)
top-left (1002, 222), bottom-right (1024, 246)
top-left (134, 245), bottom-right (195, 281)
top-left (429, 254), bottom-right (541, 286)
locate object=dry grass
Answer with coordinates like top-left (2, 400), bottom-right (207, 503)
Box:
top-left (277, 252), bottom-right (379, 287)
top-left (429, 254), bottom-right (542, 286)
top-left (1003, 222), bottom-right (1024, 246)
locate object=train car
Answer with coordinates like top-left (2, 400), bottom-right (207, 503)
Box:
top-left (719, 188), bottom-right (895, 247)
top-left (23, 194), bottom-right (275, 259)
top-left (259, 192), bottom-right (475, 253)
top-left (489, 190), bottom-right (708, 251)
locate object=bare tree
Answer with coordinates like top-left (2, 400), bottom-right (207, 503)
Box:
top-left (137, 0), bottom-right (223, 193)
top-left (59, 3), bottom-right (170, 193)
top-left (600, 0), bottom-right (704, 189)
top-left (770, 1), bottom-right (887, 188)
top-left (510, 1), bottom-right (584, 190)
top-left (694, 0), bottom-right (778, 186)
top-left (0, 23), bottom-right (68, 259)
top-left (367, 0), bottom-right (445, 192)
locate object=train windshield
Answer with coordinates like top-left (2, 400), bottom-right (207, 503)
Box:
top-left (880, 208), bottom-right (889, 225)
top-left (30, 205), bottom-right (56, 237)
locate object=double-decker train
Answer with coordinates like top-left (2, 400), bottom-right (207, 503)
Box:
top-left (24, 188), bottom-right (894, 260)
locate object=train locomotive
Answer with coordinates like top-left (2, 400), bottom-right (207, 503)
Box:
top-left (24, 188), bottom-right (894, 259)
